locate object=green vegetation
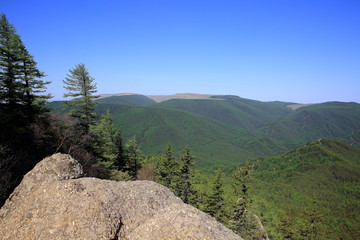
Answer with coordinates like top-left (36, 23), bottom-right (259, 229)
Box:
top-left (89, 111), bottom-right (125, 173)
top-left (65, 95), bottom-right (360, 172)
top-left (249, 139), bottom-right (360, 239)
top-left (97, 95), bottom-right (157, 106)
top-left (123, 136), bottom-right (142, 178)
top-left (157, 95), bottom-right (294, 130)
top-left (341, 129), bottom-right (360, 148)
top-left (156, 144), bottom-right (179, 192)
top-left (257, 102), bottom-right (360, 148)
top-left (204, 169), bottom-right (226, 223)
top-left (177, 146), bottom-right (198, 205)
top-left (155, 144), bottom-right (199, 205)
top-left (49, 101), bottom-right (290, 170)
top-left (63, 63), bottom-right (99, 131)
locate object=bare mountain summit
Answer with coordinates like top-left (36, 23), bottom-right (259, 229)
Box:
top-left (0, 153), bottom-right (243, 240)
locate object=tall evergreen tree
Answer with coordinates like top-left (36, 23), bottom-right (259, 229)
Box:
top-left (18, 44), bottom-right (51, 117)
top-left (124, 136), bottom-right (142, 179)
top-left (0, 13), bottom-right (51, 206)
top-left (63, 63), bottom-right (98, 131)
top-left (0, 13), bottom-right (50, 123)
top-left (89, 110), bottom-right (124, 170)
top-left (157, 144), bottom-right (179, 192)
top-left (230, 164), bottom-right (253, 236)
top-left (178, 146), bottom-right (197, 205)
top-left (0, 14), bottom-right (23, 108)
top-left (204, 169), bottom-right (226, 223)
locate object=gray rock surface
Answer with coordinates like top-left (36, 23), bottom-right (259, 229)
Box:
top-left (0, 153), bottom-right (243, 240)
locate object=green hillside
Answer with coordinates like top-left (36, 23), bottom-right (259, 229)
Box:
top-left (341, 130), bottom-right (360, 149)
top-left (257, 102), bottom-right (360, 148)
top-left (97, 95), bottom-right (157, 106)
top-left (157, 95), bottom-right (294, 130)
top-left (94, 103), bottom-right (287, 169)
top-left (249, 139), bottom-right (360, 239)
top-left (48, 100), bottom-right (288, 169)
top-left (48, 98), bottom-right (360, 171)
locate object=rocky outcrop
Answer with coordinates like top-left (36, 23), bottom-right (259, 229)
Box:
top-left (0, 153), bottom-right (243, 240)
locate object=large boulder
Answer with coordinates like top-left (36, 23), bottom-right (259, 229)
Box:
top-left (0, 153), bottom-right (243, 240)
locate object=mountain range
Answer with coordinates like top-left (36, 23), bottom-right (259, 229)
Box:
top-left (49, 93), bottom-right (360, 170)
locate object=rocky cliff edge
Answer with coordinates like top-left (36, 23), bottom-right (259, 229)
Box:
top-left (0, 153), bottom-right (243, 240)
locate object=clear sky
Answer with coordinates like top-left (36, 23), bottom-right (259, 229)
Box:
top-left (2, 0), bottom-right (360, 103)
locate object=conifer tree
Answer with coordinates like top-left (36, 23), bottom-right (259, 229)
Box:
top-left (157, 144), bottom-right (179, 192)
top-left (0, 13), bottom-right (51, 206)
top-left (124, 136), bottom-right (142, 179)
top-left (0, 14), bottom-right (23, 108)
top-left (0, 13), bottom-right (50, 121)
top-left (230, 164), bottom-right (253, 236)
top-left (89, 110), bottom-right (124, 170)
top-left (63, 63), bottom-right (98, 131)
top-left (18, 44), bottom-right (51, 117)
top-left (178, 146), bottom-right (197, 205)
top-left (204, 169), bottom-right (226, 223)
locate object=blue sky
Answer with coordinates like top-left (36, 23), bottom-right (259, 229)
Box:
top-left (2, 0), bottom-right (360, 103)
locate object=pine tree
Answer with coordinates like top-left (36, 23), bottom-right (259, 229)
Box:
top-left (0, 14), bottom-right (51, 206)
top-left (204, 169), bottom-right (226, 223)
top-left (124, 136), bottom-right (142, 179)
top-left (63, 63), bottom-right (98, 131)
top-left (0, 13), bottom-right (23, 108)
top-left (0, 14), bottom-right (50, 122)
top-left (157, 144), bottom-right (179, 192)
top-left (230, 164), bottom-right (253, 236)
top-left (0, 13), bottom-right (51, 140)
top-left (89, 110), bottom-right (124, 170)
top-left (18, 44), bottom-right (51, 117)
top-left (178, 146), bottom-right (197, 205)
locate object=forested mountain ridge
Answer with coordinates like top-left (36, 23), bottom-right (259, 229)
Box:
top-left (97, 94), bottom-right (157, 106)
top-left (257, 101), bottom-right (360, 148)
top-left (49, 94), bottom-right (360, 170)
top-left (250, 139), bottom-right (360, 239)
top-left (49, 100), bottom-right (288, 169)
top-left (156, 95), bottom-right (295, 130)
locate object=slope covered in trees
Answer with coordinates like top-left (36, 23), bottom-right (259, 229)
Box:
top-left (249, 139), bottom-right (360, 239)
top-left (49, 101), bottom-right (287, 169)
top-left (256, 102), bottom-right (360, 148)
top-left (157, 95), bottom-right (294, 130)
top-left (49, 94), bottom-right (360, 172)
top-left (97, 95), bottom-right (157, 106)
top-left (98, 94), bottom-right (360, 155)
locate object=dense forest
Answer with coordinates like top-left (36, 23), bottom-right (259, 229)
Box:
top-left (1, 14), bottom-right (359, 240)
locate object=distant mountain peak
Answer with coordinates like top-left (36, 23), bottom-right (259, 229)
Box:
top-left (98, 93), bottom-right (141, 99)
top-left (146, 93), bottom-right (220, 103)
top-left (97, 93), bottom-right (224, 103)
